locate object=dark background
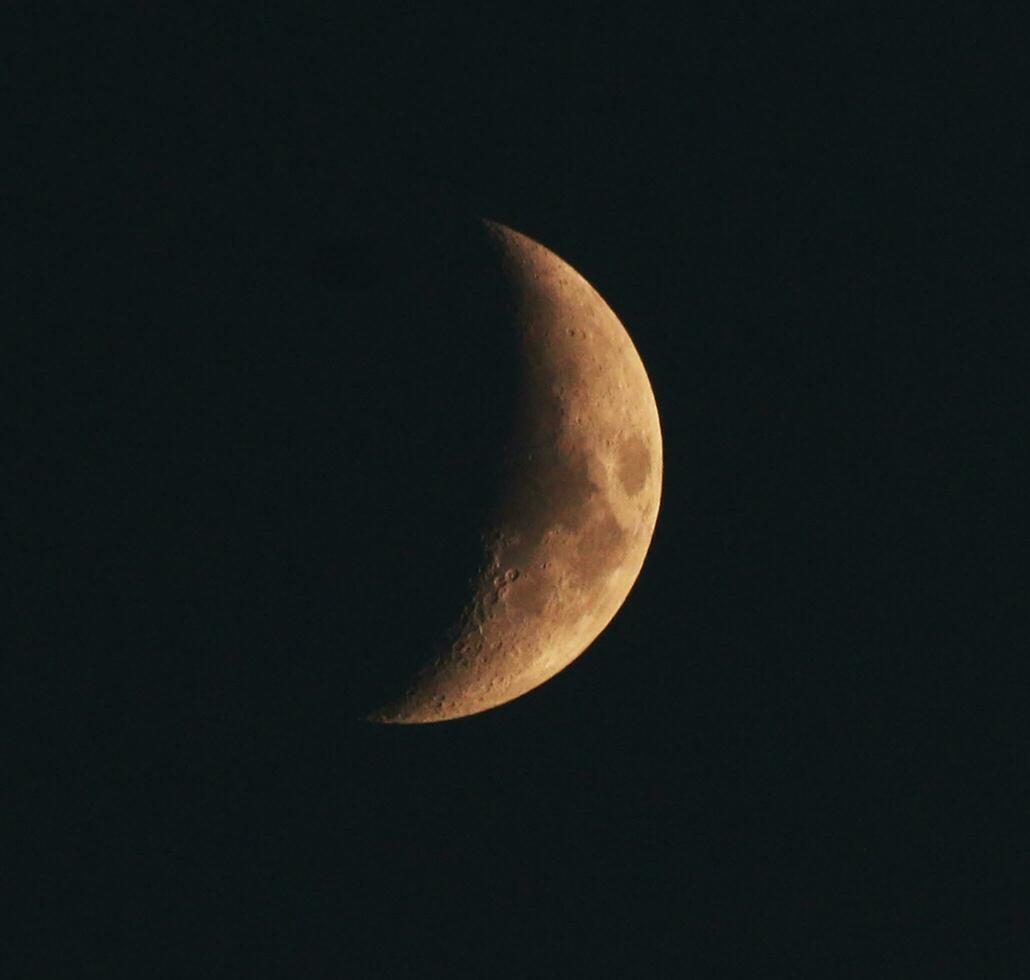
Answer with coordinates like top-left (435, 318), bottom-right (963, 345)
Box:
top-left (6, 6), bottom-right (1014, 976)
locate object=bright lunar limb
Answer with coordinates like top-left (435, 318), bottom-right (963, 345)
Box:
top-left (368, 220), bottom-right (663, 723)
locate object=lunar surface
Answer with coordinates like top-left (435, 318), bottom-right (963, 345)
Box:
top-left (369, 221), bottom-right (662, 723)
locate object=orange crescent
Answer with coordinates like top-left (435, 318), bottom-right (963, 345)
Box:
top-left (369, 221), bottom-right (663, 723)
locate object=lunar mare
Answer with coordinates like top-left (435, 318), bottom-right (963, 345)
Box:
top-left (369, 221), bottom-right (662, 723)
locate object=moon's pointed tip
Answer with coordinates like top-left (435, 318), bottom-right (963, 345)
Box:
top-left (360, 704), bottom-right (405, 726)
top-left (362, 712), bottom-right (439, 727)
top-left (359, 700), bottom-right (440, 726)
top-left (478, 215), bottom-right (511, 241)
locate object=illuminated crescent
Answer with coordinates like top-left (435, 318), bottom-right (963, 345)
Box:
top-left (369, 221), bottom-right (662, 723)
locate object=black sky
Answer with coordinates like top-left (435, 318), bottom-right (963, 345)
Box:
top-left (7, 6), bottom-right (1014, 976)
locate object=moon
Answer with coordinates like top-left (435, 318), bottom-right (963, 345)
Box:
top-left (369, 221), bottom-right (662, 724)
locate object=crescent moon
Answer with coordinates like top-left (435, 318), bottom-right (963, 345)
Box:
top-left (369, 220), bottom-right (662, 723)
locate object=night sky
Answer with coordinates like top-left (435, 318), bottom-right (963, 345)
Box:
top-left (7, 7), bottom-right (1012, 976)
